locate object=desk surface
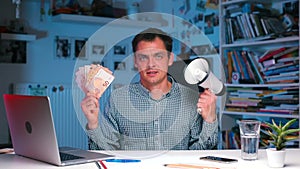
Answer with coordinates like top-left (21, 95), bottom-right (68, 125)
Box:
top-left (1, 149), bottom-right (299, 169)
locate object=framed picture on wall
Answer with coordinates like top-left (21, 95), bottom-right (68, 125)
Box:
top-left (54, 36), bottom-right (71, 59)
top-left (74, 37), bottom-right (88, 60)
top-left (0, 40), bottom-right (26, 63)
top-left (113, 44), bottom-right (128, 56)
top-left (90, 43), bottom-right (106, 57)
top-left (114, 61), bottom-right (126, 71)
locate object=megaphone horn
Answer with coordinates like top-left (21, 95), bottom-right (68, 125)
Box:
top-left (184, 57), bottom-right (225, 96)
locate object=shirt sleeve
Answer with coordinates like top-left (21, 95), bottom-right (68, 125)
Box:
top-left (189, 116), bottom-right (218, 150)
top-left (86, 98), bottom-right (121, 150)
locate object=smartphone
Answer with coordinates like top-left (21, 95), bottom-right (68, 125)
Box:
top-left (200, 156), bottom-right (238, 163)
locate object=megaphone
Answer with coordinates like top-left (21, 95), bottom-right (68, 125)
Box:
top-left (184, 57), bottom-right (225, 96)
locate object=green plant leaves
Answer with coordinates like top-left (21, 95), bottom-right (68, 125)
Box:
top-left (264, 118), bottom-right (300, 151)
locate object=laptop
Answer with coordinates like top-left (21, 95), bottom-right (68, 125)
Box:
top-left (3, 94), bottom-right (114, 166)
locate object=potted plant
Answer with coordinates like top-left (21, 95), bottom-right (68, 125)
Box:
top-left (264, 118), bottom-right (300, 168)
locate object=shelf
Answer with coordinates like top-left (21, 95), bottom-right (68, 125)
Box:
top-left (0, 33), bottom-right (36, 41)
top-left (225, 83), bottom-right (300, 88)
top-left (221, 0), bottom-right (283, 6)
top-left (221, 111), bottom-right (300, 119)
top-left (52, 14), bottom-right (163, 27)
top-left (221, 36), bottom-right (299, 49)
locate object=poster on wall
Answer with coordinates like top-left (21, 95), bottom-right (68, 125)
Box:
top-left (0, 40), bottom-right (26, 63)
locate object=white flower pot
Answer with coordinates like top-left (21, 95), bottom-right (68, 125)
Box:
top-left (266, 148), bottom-right (286, 168)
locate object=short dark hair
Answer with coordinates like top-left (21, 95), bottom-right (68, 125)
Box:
top-left (131, 28), bottom-right (173, 53)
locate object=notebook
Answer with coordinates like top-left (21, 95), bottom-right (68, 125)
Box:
top-left (3, 94), bottom-right (114, 166)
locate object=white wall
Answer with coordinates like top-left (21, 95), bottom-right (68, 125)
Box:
top-left (0, 0), bottom-right (220, 147)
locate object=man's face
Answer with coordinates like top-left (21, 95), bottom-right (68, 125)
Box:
top-left (134, 37), bottom-right (174, 87)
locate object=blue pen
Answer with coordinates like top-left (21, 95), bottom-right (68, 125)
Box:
top-left (105, 159), bottom-right (141, 163)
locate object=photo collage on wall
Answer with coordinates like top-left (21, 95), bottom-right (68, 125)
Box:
top-left (172, 0), bottom-right (219, 60)
top-left (54, 36), bottom-right (88, 60)
top-left (175, 0), bottom-right (219, 35)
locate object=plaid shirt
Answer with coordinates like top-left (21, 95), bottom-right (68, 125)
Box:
top-left (87, 77), bottom-right (218, 150)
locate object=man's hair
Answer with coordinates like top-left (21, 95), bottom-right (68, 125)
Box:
top-left (132, 28), bottom-right (173, 53)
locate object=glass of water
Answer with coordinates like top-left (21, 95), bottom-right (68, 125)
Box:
top-left (239, 120), bottom-right (261, 160)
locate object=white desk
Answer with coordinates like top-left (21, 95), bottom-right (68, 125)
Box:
top-left (1, 149), bottom-right (299, 169)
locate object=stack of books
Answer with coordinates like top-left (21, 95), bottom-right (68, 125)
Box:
top-left (225, 86), bottom-right (299, 115)
top-left (223, 46), bottom-right (299, 84)
top-left (258, 46), bottom-right (299, 84)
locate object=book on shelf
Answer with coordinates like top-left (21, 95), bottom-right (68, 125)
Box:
top-left (257, 108), bottom-right (297, 115)
top-left (273, 94), bottom-right (298, 100)
top-left (231, 50), bottom-right (242, 75)
top-left (262, 62), bottom-right (297, 72)
top-left (259, 46), bottom-right (299, 64)
top-left (229, 92), bottom-right (262, 99)
top-left (261, 98), bottom-right (299, 105)
top-left (225, 106), bottom-right (261, 113)
top-left (270, 46), bottom-right (299, 59)
top-left (259, 89), bottom-right (298, 98)
top-left (263, 71), bottom-right (299, 83)
top-left (263, 17), bottom-right (287, 35)
top-left (277, 56), bottom-right (299, 63)
top-left (226, 50), bottom-right (233, 83)
top-left (249, 13), bottom-right (266, 37)
top-left (228, 99), bottom-right (261, 107)
top-left (222, 130), bottom-right (241, 149)
top-left (258, 47), bottom-right (287, 63)
top-left (244, 13), bottom-right (256, 38)
top-left (264, 74), bottom-right (299, 83)
top-left (263, 64), bottom-right (299, 76)
top-left (246, 51), bottom-right (265, 84)
top-left (229, 102), bottom-right (260, 107)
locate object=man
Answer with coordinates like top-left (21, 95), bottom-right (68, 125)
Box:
top-left (81, 28), bottom-right (218, 150)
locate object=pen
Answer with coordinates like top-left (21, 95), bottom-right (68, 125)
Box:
top-left (164, 163), bottom-right (220, 169)
top-left (95, 161), bottom-right (102, 169)
top-left (105, 158), bottom-right (141, 163)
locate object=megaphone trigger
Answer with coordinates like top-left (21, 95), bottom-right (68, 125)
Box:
top-left (197, 108), bottom-right (202, 114)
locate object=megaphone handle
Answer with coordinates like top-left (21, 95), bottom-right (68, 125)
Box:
top-left (198, 85), bottom-right (204, 93)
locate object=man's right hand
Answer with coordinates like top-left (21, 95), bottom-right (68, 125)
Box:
top-left (81, 92), bottom-right (100, 130)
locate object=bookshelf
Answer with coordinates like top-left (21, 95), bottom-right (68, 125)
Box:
top-left (218, 0), bottom-right (299, 149)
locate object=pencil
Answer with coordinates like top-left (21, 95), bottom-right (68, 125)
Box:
top-left (164, 163), bottom-right (220, 169)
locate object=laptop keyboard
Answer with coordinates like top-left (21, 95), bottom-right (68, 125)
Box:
top-left (59, 152), bottom-right (83, 161)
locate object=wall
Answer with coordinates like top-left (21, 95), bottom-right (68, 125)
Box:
top-left (0, 0), bottom-right (96, 145)
top-left (0, 0), bottom-right (220, 147)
